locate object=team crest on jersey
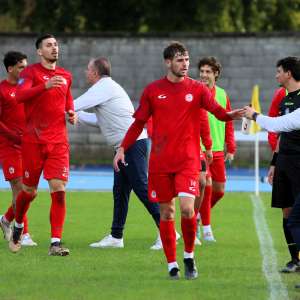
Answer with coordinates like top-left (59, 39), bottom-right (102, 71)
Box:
top-left (24, 171), bottom-right (29, 178)
top-left (43, 75), bottom-right (50, 81)
top-left (9, 92), bottom-right (15, 98)
top-left (8, 167), bottom-right (15, 174)
top-left (185, 94), bottom-right (193, 102)
top-left (18, 78), bottom-right (24, 85)
top-left (151, 190), bottom-right (157, 198)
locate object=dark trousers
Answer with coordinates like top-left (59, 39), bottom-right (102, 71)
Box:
top-left (111, 139), bottom-right (160, 238)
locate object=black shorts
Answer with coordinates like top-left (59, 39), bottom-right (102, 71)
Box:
top-left (272, 154), bottom-right (300, 208)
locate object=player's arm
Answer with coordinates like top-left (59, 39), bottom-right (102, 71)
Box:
top-left (245, 106), bottom-right (300, 132)
top-left (65, 79), bottom-right (77, 125)
top-left (0, 97), bottom-right (21, 144)
top-left (199, 109), bottom-right (213, 164)
top-left (77, 111), bottom-right (98, 127)
top-left (224, 96), bottom-right (236, 159)
top-left (113, 87), bottom-right (151, 171)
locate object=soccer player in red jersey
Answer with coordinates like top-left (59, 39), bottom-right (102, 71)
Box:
top-left (197, 57), bottom-right (236, 242)
top-left (9, 34), bottom-right (77, 255)
top-left (113, 42), bottom-right (244, 279)
top-left (0, 51), bottom-right (37, 246)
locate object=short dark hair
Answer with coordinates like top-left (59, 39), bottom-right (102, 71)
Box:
top-left (3, 51), bottom-right (27, 72)
top-left (163, 41), bottom-right (188, 60)
top-left (92, 57), bottom-right (111, 77)
top-left (197, 56), bottom-right (222, 80)
top-left (277, 56), bottom-right (300, 81)
top-left (35, 34), bottom-right (55, 49)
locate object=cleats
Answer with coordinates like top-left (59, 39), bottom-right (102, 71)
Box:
top-left (21, 233), bottom-right (38, 246)
top-left (169, 267), bottom-right (180, 280)
top-left (8, 226), bottom-right (23, 253)
top-left (89, 234), bottom-right (124, 248)
top-left (150, 231), bottom-right (181, 250)
top-left (203, 231), bottom-right (216, 242)
top-left (280, 259), bottom-right (300, 273)
top-left (0, 215), bottom-right (12, 241)
top-left (183, 258), bottom-right (198, 280)
top-left (48, 242), bottom-right (70, 256)
top-left (194, 237), bottom-right (202, 246)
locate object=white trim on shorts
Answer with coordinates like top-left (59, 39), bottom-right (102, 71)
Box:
top-left (177, 192), bottom-right (195, 199)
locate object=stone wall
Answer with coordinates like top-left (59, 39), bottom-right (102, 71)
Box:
top-left (1, 32), bottom-right (299, 165)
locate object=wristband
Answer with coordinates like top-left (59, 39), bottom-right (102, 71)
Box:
top-left (270, 152), bottom-right (278, 166)
top-left (252, 112), bottom-right (259, 121)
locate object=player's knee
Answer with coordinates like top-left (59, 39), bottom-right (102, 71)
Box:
top-left (181, 207), bottom-right (194, 219)
top-left (22, 185), bottom-right (37, 198)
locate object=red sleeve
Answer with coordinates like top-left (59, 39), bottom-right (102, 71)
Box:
top-left (65, 78), bottom-right (74, 111)
top-left (133, 87), bottom-right (152, 122)
top-left (146, 117), bottom-right (153, 138)
top-left (0, 96), bottom-right (20, 143)
top-left (267, 88), bottom-right (285, 151)
top-left (16, 68), bottom-right (46, 103)
top-left (224, 96), bottom-right (236, 154)
top-left (199, 109), bottom-right (212, 150)
top-left (121, 119), bottom-right (146, 151)
top-left (199, 84), bottom-right (232, 121)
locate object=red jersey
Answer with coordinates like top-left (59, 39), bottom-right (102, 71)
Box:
top-left (0, 80), bottom-right (25, 150)
top-left (268, 87), bottom-right (286, 151)
top-left (123, 77), bottom-right (231, 173)
top-left (16, 63), bottom-right (74, 144)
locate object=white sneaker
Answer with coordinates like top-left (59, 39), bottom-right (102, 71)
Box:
top-left (203, 231), bottom-right (216, 242)
top-left (0, 215), bottom-right (12, 241)
top-left (89, 234), bottom-right (124, 248)
top-left (21, 233), bottom-right (38, 246)
top-left (150, 231), bottom-right (181, 250)
top-left (194, 237), bottom-right (202, 246)
top-left (196, 219), bottom-right (201, 240)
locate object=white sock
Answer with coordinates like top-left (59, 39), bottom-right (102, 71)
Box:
top-left (203, 225), bottom-right (212, 234)
top-left (184, 251), bottom-right (194, 259)
top-left (51, 237), bottom-right (61, 244)
top-left (15, 222), bottom-right (24, 228)
top-left (168, 261), bottom-right (179, 272)
top-left (196, 212), bottom-right (201, 221)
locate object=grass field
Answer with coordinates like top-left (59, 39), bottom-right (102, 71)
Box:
top-left (0, 191), bottom-right (299, 300)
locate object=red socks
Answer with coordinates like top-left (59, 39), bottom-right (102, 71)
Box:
top-left (211, 190), bottom-right (225, 208)
top-left (181, 214), bottom-right (196, 253)
top-left (4, 205), bottom-right (14, 222)
top-left (160, 219), bottom-right (176, 263)
top-left (200, 185), bottom-right (212, 226)
top-left (15, 190), bottom-right (36, 224)
top-left (50, 191), bottom-right (66, 239)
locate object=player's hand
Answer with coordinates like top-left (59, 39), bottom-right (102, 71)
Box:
top-left (227, 108), bottom-right (245, 120)
top-left (67, 110), bottom-right (77, 125)
top-left (243, 106), bottom-right (256, 119)
top-left (205, 150), bottom-right (213, 165)
top-left (113, 147), bottom-right (126, 172)
top-left (45, 76), bottom-right (66, 89)
top-left (267, 165), bottom-right (275, 185)
top-left (225, 152), bottom-right (234, 162)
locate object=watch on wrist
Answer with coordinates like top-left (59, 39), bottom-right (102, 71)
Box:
top-left (252, 112), bottom-right (259, 121)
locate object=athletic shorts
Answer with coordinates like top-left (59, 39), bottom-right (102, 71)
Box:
top-left (0, 146), bottom-right (22, 181)
top-left (22, 142), bottom-right (70, 186)
top-left (148, 170), bottom-right (200, 203)
top-left (272, 154), bottom-right (300, 208)
top-left (209, 154), bottom-right (226, 182)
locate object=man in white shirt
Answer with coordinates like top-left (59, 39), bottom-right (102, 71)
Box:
top-left (74, 57), bottom-right (161, 249)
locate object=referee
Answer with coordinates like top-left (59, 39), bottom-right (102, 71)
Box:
top-left (245, 56), bottom-right (300, 279)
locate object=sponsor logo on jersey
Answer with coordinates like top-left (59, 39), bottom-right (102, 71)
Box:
top-left (157, 94), bottom-right (167, 99)
top-left (24, 171), bottom-right (29, 178)
top-left (9, 92), bottom-right (15, 98)
top-left (8, 167), bottom-right (15, 174)
top-left (18, 78), bottom-right (24, 85)
top-left (185, 94), bottom-right (193, 102)
top-left (151, 190), bottom-right (157, 198)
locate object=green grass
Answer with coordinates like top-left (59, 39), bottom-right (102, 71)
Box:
top-left (0, 191), bottom-right (295, 299)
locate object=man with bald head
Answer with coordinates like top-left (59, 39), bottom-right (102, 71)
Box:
top-left (74, 57), bottom-right (161, 249)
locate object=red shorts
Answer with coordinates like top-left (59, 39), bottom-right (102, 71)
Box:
top-left (209, 154), bottom-right (226, 182)
top-left (0, 146), bottom-right (22, 181)
top-left (22, 142), bottom-right (70, 186)
top-left (148, 170), bottom-right (200, 203)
